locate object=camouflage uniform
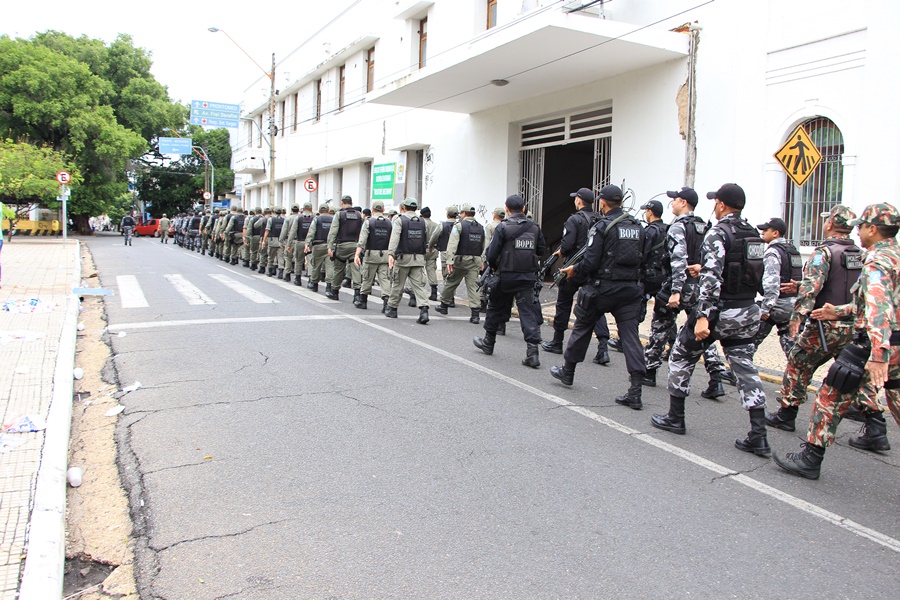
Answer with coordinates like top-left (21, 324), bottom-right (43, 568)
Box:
top-left (751, 236), bottom-right (796, 357)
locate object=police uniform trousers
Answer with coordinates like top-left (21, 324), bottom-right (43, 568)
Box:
top-left (668, 304), bottom-right (765, 409)
top-left (256, 238), bottom-right (268, 268)
top-left (389, 255), bottom-right (429, 308)
top-left (308, 244), bottom-right (330, 284)
top-left (229, 233), bottom-right (243, 260)
top-left (439, 251), bottom-right (452, 281)
top-left (551, 277), bottom-right (610, 347)
top-left (293, 243), bottom-right (307, 275)
top-left (360, 250), bottom-right (391, 298)
top-left (751, 298), bottom-right (794, 358)
top-left (483, 278), bottom-right (542, 344)
top-left (645, 302), bottom-right (727, 374)
top-left (266, 241), bottom-right (283, 269)
top-left (564, 282), bottom-right (643, 373)
top-left (200, 231), bottom-right (209, 251)
top-left (425, 249), bottom-right (439, 286)
top-left (245, 236), bottom-right (260, 265)
top-left (161, 229), bottom-right (170, 243)
top-left (282, 238), bottom-right (294, 275)
top-left (216, 234), bottom-right (226, 256)
top-left (439, 257), bottom-right (482, 307)
top-left (806, 349), bottom-right (900, 448)
top-left (332, 242), bottom-right (362, 290)
top-left (223, 233), bottom-right (234, 258)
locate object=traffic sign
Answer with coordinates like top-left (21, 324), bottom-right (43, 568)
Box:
top-left (191, 100), bottom-right (241, 129)
top-left (774, 125), bottom-right (822, 187)
top-left (56, 171), bottom-right (71, 184)
top-left (159, 137), bottom-right (193, 155)
top-left (303, 178), bottom-right (318, 193)
top-left (202, 191), bottom-right (212, 200)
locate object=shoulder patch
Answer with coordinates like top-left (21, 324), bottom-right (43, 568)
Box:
top-left (812, 254), bottom-right (823, 266)
top-left (869, 270), bottom-right (884, 285)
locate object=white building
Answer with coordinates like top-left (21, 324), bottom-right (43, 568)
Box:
top-left (232, 0), bottom-right (900, 250)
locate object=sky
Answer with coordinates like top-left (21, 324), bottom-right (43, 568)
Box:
top-left (1, 0), bottom-right (356, 106)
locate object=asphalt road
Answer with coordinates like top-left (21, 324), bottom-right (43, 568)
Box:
top-left (86, 232), bottom-right (900, 599)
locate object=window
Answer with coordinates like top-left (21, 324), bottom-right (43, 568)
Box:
top-left (257, 115), bottom-right (263, 148)
top-left (339, 65), bottom-right (346, 110)
top-left (366, 47), bottom-right (375, 93)
top-left (781, 117), bottom-right (844, 246)
top-left (292, 93), bottom-right (298, 132)
top-left (315, 79), bottom-right (322, 122)
top-left (419, 18), bottom-right (428, 69)
top-left (279, 100), bottom-right (285, 137)
top-left (487, 0), bottom-right (498, 29)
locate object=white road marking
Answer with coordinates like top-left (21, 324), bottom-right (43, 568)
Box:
top-left (116, 275), bottom-right (149, 308)
top-left (215, 264), bottom-right (252, 279)
top-left (208, 274), bottom-right (279, 304)
top-left (108, 314), bottom-right (345, 332)
top-left (164, 274), bottom-right (215, 305)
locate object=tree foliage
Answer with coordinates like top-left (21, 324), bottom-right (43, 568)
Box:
top-left (0, 138), bottom-right (80, 204)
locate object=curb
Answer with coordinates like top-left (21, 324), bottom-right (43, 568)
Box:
top-left (19, 240), bottom-right (81, 599)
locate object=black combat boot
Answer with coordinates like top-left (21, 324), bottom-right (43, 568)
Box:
top-left (308, 281), bottom-right (318, 292)
top-left (774, 443), bottom-right (825, 480)
top-left (283, 270), bottom-right (292, 281)
top-left (435, 302), bottom-right (449, 315)
top-left (408, 290), bottom-right (417, 307)
top-left (522, 343), bottom-right (540, 368)
top-left (232, 257), bottom-right (239, 265)
top-left (294, 274), bottom-right (302, 286)
top-left (541, 329), bottom-right (565, 354)
top-left (550, 361), bottom-right (576, 386)
top-left (848, 412), bottom-right (891, 452)
top-left (258, 264), bottom-right (266, 273)
top-left (641, 368), bottom-right (657, 387)
top-left (700, 373), bottom-right (725, 399)
top-left (267, 266), bottom-right (276, 277)
top-left (385, 305), bottom-right (398, 318)
top-left (473, 330), bottom-right (497, 355)
top-left (417, 306), bottom-right (429, 325)
top-left (356, 294), bottom-right (368, 310)
top-left (469, 308), bottom-right (480, 324)
top-left (497, 322), bottom-right (506, 336)
top-left (614, 372), bottom-right (644, 410)
top-left (735, 408), bottom-right (772, 457)
top-left (201, 248), bottom-right (206, 255)
top-left (651, 396), bottom-right (687, 434)
top-left (429, 285), bottom-right (438, 301)
top-left (765, 405), bottom-right (799, 432)
top-left (448, 298), bottom-right (456, 308)
top-left (343, 277), bottom-right (351, 288)
top-left (353, 289), bottom-right (362, 307)
top-left (608, 337), bottom-right (623, 353)
top-left (325, 284), bottom-right (339, 300)
top-left (592, 343), bottom-right (610, 365)
top-left (381, 296), bottom-right (389, 314)
top-left (276, 268), bottom-right (284, 279)
top-left (324, 282), bottom-right (333, 296)
top-left (242, 259), bottom-right (250, 268)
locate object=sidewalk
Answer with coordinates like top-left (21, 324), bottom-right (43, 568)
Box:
top-left (0, 237), bottom-right (80, 599)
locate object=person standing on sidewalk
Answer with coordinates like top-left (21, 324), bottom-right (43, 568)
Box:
top-left (767, 206), bottom-right (866, 432)
top-left (651, 183), bottom-right (771, 456)
top-left (775, 203), bottom-right (900, 479)
top-left (435, 203), bottom-right (485, 323)
top-left (158, 214), bottom-right (171, 244)
top-left (751, 217), bottom-right (801, 358)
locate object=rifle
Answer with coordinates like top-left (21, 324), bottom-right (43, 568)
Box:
top-left (550, 245), bottom-right (587, 289)
top-left (476, 266), bottom-right (499, 296)
top-left (538, 251), bottom-right (559, 281)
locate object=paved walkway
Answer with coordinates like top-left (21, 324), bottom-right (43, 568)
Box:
top-left (0, 237), bottom-right (80, 599)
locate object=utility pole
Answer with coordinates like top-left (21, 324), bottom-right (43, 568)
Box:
top-left (268, 52), bottom-right (276, 207)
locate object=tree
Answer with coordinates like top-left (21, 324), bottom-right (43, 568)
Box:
top-left (0, 138), bottom-right (80, 206)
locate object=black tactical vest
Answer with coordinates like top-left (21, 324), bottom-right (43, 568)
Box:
top-left (642, 220), bottom-right (669, 289)
top-left (366, 216), bottom-right (392, 251)
top-left (199, 216), bottom-right (209, 230)
top-left (397, 215), bottom-right (426, 254)
top-left (499, 217), bottom-right (541, 273)
top-left (595, 213), bottom-right (644, 282)
top-left (456, 219), bottom-right (485, 256)
top-left (313, 215), bottom-right (333, 242)
top-left (269, 216), bottom-right (285, 237)
top-left (251, 216), bottom-right (264, 235)
top-left (336, 208), bottom-right (363, 243)
top-left (297, 214), bottom-right (314, 241)
top-left (188, 216), bottom-right (201, 230)
top-left (437, 220), bottom-right (454, 251)
top-left (719, 218), bottom-right (765, 303)
top-left (209, 215), bottom-right (218, 231)
top-left (814, 239), bottom-right (864, 308)
top-left (231, 214), bottom-right (245, 232)
top-left (773, 241), bottom-right (803, 298)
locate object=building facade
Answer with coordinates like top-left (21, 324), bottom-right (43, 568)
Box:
top-left (232, 0), bottom-right (900, 250)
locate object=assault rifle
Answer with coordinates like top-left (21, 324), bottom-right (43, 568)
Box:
top-left (538, 251), bottom-right (559, 281)
top-left (550, 245), bottom-right (588, 289)
top-left (476, 266), bottom-right (499, 297)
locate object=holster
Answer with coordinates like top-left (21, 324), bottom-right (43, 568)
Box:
top-left (573, 284), bottom-right (601, 322)
top-left (823, 340), bottom-right (870, 394)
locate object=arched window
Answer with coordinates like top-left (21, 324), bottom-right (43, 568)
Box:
top-left (782, 117), bottom-right (844, 246)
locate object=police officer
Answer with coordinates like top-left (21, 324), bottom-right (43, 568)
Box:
top-left (775, 203), bottom-right (900, 479)
top-left (431, 206), bottom-right (460, 304)
top-left (223, 209), bottom-right (244, 264)
top-left (639, 199), bottom-right (668, 318)
top-left (214, 209), bottom-right (229, 259)
top-left (305, 205), bottom-right (334, 293)
top-left (541, 188), bottom-right (610, 364)
top-left (752, 217), bottom-right (800, 357)
top-left (651, 183), bottom-right (771, 456)
top-left (286, 202), bottom-right (314, 285)
top-left (327, 195), bottom-right (363, 301)
top-left (245, 208), bottom-right (264, 271)
top-left (221, 206), bottom-right (238, 259)
top-left (159, 214), bottom-right (171, 244)
top-left (203, 210), bottom-right (218, 256)
top-left (280, 204), bottom-right (300, 281)
top-left (550, 185), bottom-right (646, 409)
top-left (355, 200), bottom-right (393, 312)
top-left (187, 211), bottom-right (201, 251)
top-left (262, 207), bottom-right (285, 277)
top-left (766, 206), bottom-right (869, 432)
top-left (386, 198), bottom-right (430, 323)
top-left (642, 187), bottom-right (732, 396)
top-left (435, 203), bottom-right (485, 323)
top-left (421, 207), bottom-right (441, 301)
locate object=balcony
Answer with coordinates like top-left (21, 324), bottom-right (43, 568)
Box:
top-left (232, 146), bottom-right (266, 175)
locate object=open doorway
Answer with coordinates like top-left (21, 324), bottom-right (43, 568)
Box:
top-left (541, 140), bottom-right (595, 251)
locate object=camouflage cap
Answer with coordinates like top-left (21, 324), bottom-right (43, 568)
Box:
top-left (848, 203), bottom-right (900, 227)
top-left (492, 207), bottom-right (506, 218)
top-left (402, 197), bottom-right (418, 209)
top-left (820, 205), bottom-right (856, 229)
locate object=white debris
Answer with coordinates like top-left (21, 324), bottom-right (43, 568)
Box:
top-left (104, 405), bottom-right (125, 417)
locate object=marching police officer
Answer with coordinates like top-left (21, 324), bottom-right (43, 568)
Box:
top-left (280, 204), bottom-right (300, 281)
top-left (262, 207), bottom-right (286, 277)
top-left (355, 200), bottom-right (393, 312)
top-left (549, 185), bottom-right (646, 409)
top-left (652, 183), bottom-right (771, 456)
top-left (203, 210), bottom-right (218, 256)
top-left (435, 203), bottom-right (485, 323)
top-left (474, 194), bottom-right (546, 367)
top-left (767, 206), bottom-right (865, 433)
top-left (775, 203), bottom-right (900, 479)
top-left (305, 205), bottom-right (334, 293)
top-left (422, 207), bottom-right (441, 301)
top-left (431, 206), bottom-right (460, 303)
top-left (387, 198), bottom-right (430, 323)
top-left (286, 202), bottom-right (315, 285)
top-left (752, 217), bottom-right (800, 357)
top-left (327, 195), bottom-right (364, 301)
top-left (223, 208), bottom-right (244, 264)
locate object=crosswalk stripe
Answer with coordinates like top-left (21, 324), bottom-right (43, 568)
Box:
top-left (117, 275), bottom-right (149, 308)
top-left (208, 274), bottom-right (279, 304)
top-left (164, 274), bottom-right (216, 305)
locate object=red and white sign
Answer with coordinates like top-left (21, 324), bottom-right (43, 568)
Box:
top-left (202, 191), bottom-right (212, 200)
top-left (56, 171), bottom-right (71, 184)
top-left (303, 178), bottom-right (318, 193)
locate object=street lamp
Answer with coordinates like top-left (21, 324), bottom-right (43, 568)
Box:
top-left (193, 146), bottom-right (215, 210)
top-left (208, 27), bottom-right (277, 207)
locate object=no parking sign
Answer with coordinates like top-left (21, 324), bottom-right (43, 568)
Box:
top-left (303, 178), bottom-right (318, 193)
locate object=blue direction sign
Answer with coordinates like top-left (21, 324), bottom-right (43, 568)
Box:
top-left (159, 137), bottom-right (193, 155)
top-left (190, 100), bottom-right (241, 129)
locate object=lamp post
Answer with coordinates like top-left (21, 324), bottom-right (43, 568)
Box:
top-left (193, 146), bottom-right (215, 210)
top-left (208, 27), bottom-right (276, 207)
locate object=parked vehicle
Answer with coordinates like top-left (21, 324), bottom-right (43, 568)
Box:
top-left (134, 219), bottom-right (159, 237)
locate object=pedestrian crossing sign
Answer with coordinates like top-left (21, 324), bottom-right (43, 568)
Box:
top-left (774, 125), bottom-right (822, 187)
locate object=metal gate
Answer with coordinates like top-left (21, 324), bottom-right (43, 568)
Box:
top-left (519, 147), bottom-right (544, 222)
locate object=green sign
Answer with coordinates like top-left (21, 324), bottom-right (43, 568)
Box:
top-left (372, 163), bottom-right (396, 201)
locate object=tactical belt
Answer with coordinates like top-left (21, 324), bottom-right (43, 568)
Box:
top-left (721, 299), bottom-right (756, 309)
top-left (891, 330), bottom-right (900, 346)
top-left (884, 379), bottom-right (900, 390)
